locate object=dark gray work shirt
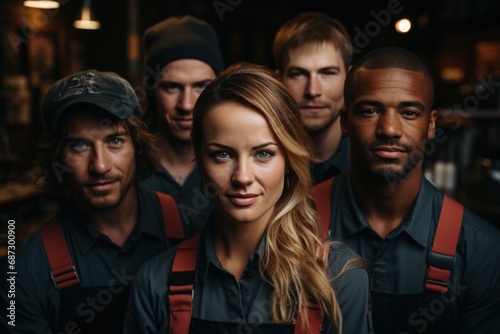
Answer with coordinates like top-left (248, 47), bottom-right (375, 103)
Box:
top-left (310, 136), bottom-right (350, 185)
top-left (140, 165), bottom-right (212, 235)
top-left (124, 222), bottom-right (373, 333)
top-left (0, 188), bottom-right (174, 334)
top-left (327, 172), bottom-right (500, 333)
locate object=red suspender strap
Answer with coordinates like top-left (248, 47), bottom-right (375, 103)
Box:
top-left (168, 235), bottom-right (326, 333)
top-left (168, 234), bottom-right (201, 334)
top-left (311, 177), bottom-right (334, 238)
top-left (40, 219), bottom-right (80, 289)
top-left (425, 195), bottom-right (464, 293)
top-left (294, 241), bottom-right (329, 334)
top-left (155, 192), bottom-right (184, 240)
top-left (295, 304), bottom-right (324, 334)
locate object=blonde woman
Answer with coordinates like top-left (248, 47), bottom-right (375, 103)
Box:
top-left (124, 62), bottom-right (371, 333)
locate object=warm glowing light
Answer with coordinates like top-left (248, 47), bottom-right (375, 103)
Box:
top-left (74, 4), bottom-right (101, 30)
top-left (395, 19), bottom-right (412, 33)
top-left (440, 68), bottom-right (465, 82)
top-left (23, 1), bottom-right (60, 8)
top-left (74, 19), bottom-right (101, 30)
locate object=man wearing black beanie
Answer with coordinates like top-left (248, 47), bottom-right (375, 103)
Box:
top-left (140, 16), bottom-right (224, 236)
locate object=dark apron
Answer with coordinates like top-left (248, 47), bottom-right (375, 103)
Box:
top-left (56, 284), bottom-right (131, 334)
top-left (189, 317), bottom-right (295, 334)
top-left (372, 291), bottom-right (458, 334)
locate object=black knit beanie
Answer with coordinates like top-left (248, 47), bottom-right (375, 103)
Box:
top-left (143, 15), bottom-right (224, 75)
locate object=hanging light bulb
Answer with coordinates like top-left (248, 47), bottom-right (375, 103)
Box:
top-left (395, 18), bottom-right (412, 34)
top-left (23, 1), bottom-right (60, 9)
top-left (74, 0), bottom-right (101, 30)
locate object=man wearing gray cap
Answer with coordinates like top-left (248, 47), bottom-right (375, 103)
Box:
top-left (140, 15), bottom-right (224, 234)
top-left (0, 70), bottom-right (183, 334)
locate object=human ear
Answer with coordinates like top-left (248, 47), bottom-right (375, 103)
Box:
top-left (427, 109), bottom-right (438, 140)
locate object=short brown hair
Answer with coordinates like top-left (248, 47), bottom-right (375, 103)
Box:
top-left (273, 12), bottom-right (353, 73)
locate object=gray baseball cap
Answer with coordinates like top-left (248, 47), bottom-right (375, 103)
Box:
top-left (42, 70), bottom-right (141, 131)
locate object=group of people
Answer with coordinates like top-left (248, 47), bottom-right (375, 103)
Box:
top-left (1, 11), bottom-right (499, 334)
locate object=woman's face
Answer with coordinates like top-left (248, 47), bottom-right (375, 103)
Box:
top-left (200, 101), bottom-right (286, 227)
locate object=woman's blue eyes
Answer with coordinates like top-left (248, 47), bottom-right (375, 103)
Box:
top-left (214, 151), bottom-right (229, 159)
top-left (212, 149), bottom-right (277, 160)
top-left (257, 150), bottom-right (276, 159)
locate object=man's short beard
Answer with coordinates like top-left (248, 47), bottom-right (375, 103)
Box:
top-left (371, 163), bottom-right (418, 190)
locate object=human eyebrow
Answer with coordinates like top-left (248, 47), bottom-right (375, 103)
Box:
top-left (318, 66), bottom-right (341, 72)
top-left (206, 142), bottom-right (278, 151)
top-left (286, 66), bottom-right (308, 74)
top-left (158, 80), bottom-right (181, 86)
top-left (207, 142), bottom-right (230, 149)
top-left (352, 100), bottom-right (385, 111)
top-left (63, 137), bottom-right (88, 146)
top-left (105, 131), bottom-right (129, 139)
top-left (192, 79), bottom-right (213, 87)
top-left (63, 131), bottom-right (129, 144)
top-left (399, 101), bottom-right (426, 111)
top-left (252, 142), bottom-right (279, 151)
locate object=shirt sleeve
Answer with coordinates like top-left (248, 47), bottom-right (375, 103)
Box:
top-left (457, 215), bottom-right (500, 333)
top-left (327, 242), bottom-right (373, 334)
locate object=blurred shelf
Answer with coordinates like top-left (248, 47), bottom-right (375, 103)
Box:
top-left (0, 211), bottom-right (56, 258)
top-left (0, 181), bottom-right (45, 207)
top-left (455, 173), bottom-right (500, 228)
top-left (438, 108), bottom-right (500, 119)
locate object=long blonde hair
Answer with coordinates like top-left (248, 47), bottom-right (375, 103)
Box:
top-left (192, 62), bottom-right (342, 331)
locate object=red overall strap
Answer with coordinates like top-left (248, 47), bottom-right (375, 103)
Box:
top-left (168, 237), bottom-right (327, 333)
top-left (295, 304), bottom-right (324, 334)
top-left (425, 195), bottom-right (464, 293)
top-left (294, 241), bottom-right (329, 334)
top-left (168, 234), bottom-right (201, 334)
top-left (155, 192), bottom-right (184, 240)
top-left (311, 177), bottom-right (335, 237)
top-left (40, 219), bottom-right (80, 289)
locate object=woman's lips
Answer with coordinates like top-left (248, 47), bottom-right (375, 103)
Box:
top-left (227, 194), bottom-right (259, 206)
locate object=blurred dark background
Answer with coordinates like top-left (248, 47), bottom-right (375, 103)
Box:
top-left (0, 0), bottom-right (499, 251)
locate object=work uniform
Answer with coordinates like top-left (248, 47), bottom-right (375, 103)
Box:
top-left (310, 136), bottom-right (350, 185)
top-left (324, 172), bottom-right (500, 333)
top-left (140, 165), bottom-right (212, 234)
top-left (124, 219), bottom-right (373, 333)
top-left (0, 188), bottom-right (181, 334)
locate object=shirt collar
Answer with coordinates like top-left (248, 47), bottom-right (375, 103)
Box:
top-left (62, 204), bottom-right (101, 255)
top-left (339, 173), bottom-right (372, 236)
top-left (341, 173), bottom-right (432, 247)
top-left (310, 137), bottom-right (351, 184)
top-left (158, 164), bottom-right (201, 185)
top-left (332, 136), bottom-right (350, 172)
top-left (68, 187), bottom-right (162, 255)
top-left (397, 177), bottom-right (433, 247)
top-left (136, 188), bottom-right (165, 240)
top-left (199, 217), bottom-right (266, 283)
